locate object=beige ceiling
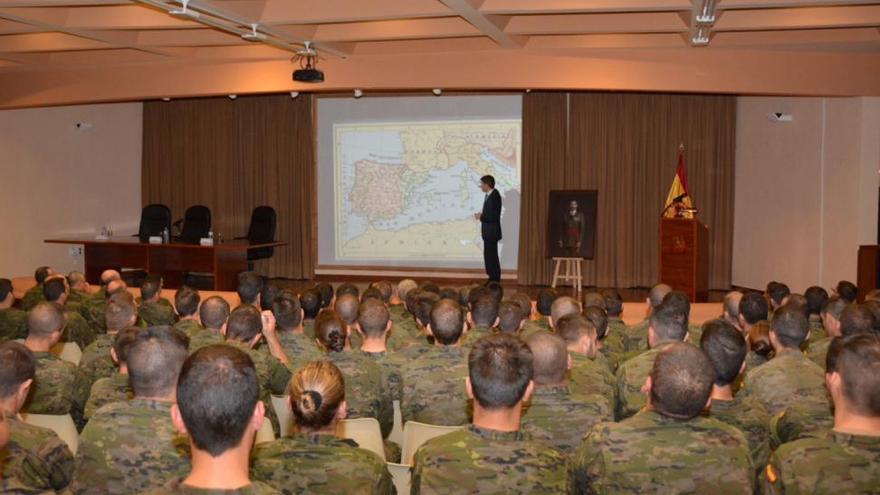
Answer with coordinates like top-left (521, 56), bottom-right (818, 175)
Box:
top-left (0, 0), bottom-right (879, 107)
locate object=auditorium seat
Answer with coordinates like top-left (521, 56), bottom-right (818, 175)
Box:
top-left (254, 418), bottom-right (275, 446)
top-left (386, 462), bottom-right (411, 494)
top-left (270, 394), bottom-right (291, 438)
top-left (12, 340), bottom-right (81, 366)
top-left (20, 413), bottom-right (79, 455)
top-left (337, 418), bottom-right (385, 461)
top-left (401, 421), bottom-right (464, 465)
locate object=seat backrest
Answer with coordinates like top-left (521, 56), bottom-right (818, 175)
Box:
top-left (270, 394), bottom-right (291, 438)
top-left (247, 206), bottom-right (276, 243)
top-left (254, 418), bottom-right (275, 446)
top-left (387, 462), bottom-right (412, 494)
top-left (138, 204), bottom-right (171, 242)
top-left (336, 417), bottom-right (385, 461)
top-left (180, 205), bottom-right (212, 243)
top-left (53, 342), bottom-right (82, 366)
top-left (401, 421), bottom-right (464, 465)
top-left (20, 413), bottom-right (79, 455)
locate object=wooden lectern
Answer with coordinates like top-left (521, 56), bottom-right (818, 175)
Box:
top-left (660, 218), bottom-right (709, 302)
top-left (857, 245), bottom-right (880, 302)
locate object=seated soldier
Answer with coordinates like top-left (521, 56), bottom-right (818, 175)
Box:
top-left (572, 343), bottom-right (754, 494)
top-left (271, 290), bottom-right (318, 362)
top-left (548, 296), bottom-right (580, 332)
top-left (766, 281), bottom-right (791, 313)
top-left (496, 300), bottom-right (525, 336)
top-left (744, 304), bottom-right (828, 416)
top-left (66, 271), bottom-right (91, 306)
top-left (236, 271), bottom-right (264, 308)
top-left (746, 320), bottom-right (774, 370)
top-left (79, 270), bottom-right (124, 333)
top-left (700, 319), bottom-right (770, 473)
top-left (615, 301), bottom-right (689, 420)
top-left (807, 296), bottom-right (848, 366)
top-left (599, 289), bottom-right (627, 357)
top-left (763, 334), bottom-right (880, 494)
top-left (21, 266), bottom-right (53, 311)
top-left (73, 326), bottom-right (191, 494)
top-left (521, 331), bottom-right (612, 453)
top-left (79, 292), bottom-right (138, 389)
top-left (556, 314), bottom-right (616, 401)
top-left (190, 295), bottom-right (227, 351)
top-left (147, 345), bottom-right (277, 494)
top-left (0, 278), bottom-right (28, 341)
top-left (251, 360), bottom-right (394, 493)
top-left (172, 286), bottom-right (202, 337)
top-left (583, 306), bottom-right (615, 372)
top-left (299, 288), bottom-right (322, 339)
top-left (412, 334), bottom-right (568, 494)
top-left (834, 280), bottom-right (858, 304)
top-left (461, 295), bottom-right (499, 346)
top-left (42, 275), bottom-right (94, 348)
top-left (625, 283), bottom-right (671, 352)
top-left (259, 283), bottom-right (282, 312)
top-left (138, 274), bottom-right (177, 327)
top-left (401, 298), bottom-right (472, 426)
top-left (0, 341), bottom-right (74, 491)
top-left (334, 293), bottom-right (362, 350)
top-left (22, 302), bottom-right (89, 427)
top-left (83, 327), bottom-right (139, 420)
top-left (316, 282), bottom-right (335, 309)
top-left (523, 288), bottom-right (557, 336)
top-left (738, 290), bottom-right (769, 338)
top-left (389, 279), bottom-right (417, 322)
top-left (804, 286), bottom-right (830, 341)
top-left (721, 290), bottom-right (743, 331)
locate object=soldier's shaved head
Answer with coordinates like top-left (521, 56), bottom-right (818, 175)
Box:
top-left (112, 327), bottom-right (142, 366)
top-left (334, 294), bottom-right (360, 325)
top-left (0, 341), bottom-right (36, 399)
top-left (700, 319), bottom-right (747, 386)
top-left (583, 306), bottom-right (608, 340)
top-left (429, 299), bottom-right (465, 345)
top-left (839, 305), bottom-right (876, 337)
top-left (770, 304), bottom-right (810, 349)
top-left (649, 303), bottom-right (688, 344)
top-left (226, 305), bottom-right (262, 343)
top-left (550, 296), bottom-right (580, 326)
top-left (826, 334), bottom-right (880, 416)
top-left (536, 289), bottom-right (557, 317)
top-left (357, 298), bottom-right (390, 338)
top-left (127, 325), bottom-right (189, 398)
top-left (100, 269), bottom-right (121, 285)
top-left (470, 296), bottom-right (499, 327)
top-left (34, 266), bottom-right (53, 285)
top-left (397, 279), bottom-right (418, 301)
top-left (106, 279), bottom-right (127, 299)
top-left (200, 296), bottom-right (230, 331)
top-left (723, 291), bottom-right (743, 322)
top-left (27, 302), bottom-right (65, 340)
top-left (270, 291), bottom-right (301, 331)
top-left (105, 292), bottom-right (137, 332)
top-left (556, 314), bottom-right (597, 344)
top-left (648, 283), bottom-right (673, 308)
top-left (174, 286), bottom-right (200, 318)
top-left (414, 292), bottom-right (440, 328)
top-left (469, 334), bottom-right (533, 410)
top-left (526, 331), bottom-right (568, 385)
top-left (649, 343), bottom-right (714, 419)
top-left (497, 301), bottom-right (524, 334)
top-left (67, 271), bottom-right (87, 290)
top-left (581, 291), bottom-right (605, 311)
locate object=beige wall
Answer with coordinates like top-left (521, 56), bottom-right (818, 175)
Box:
top-left (733, 97), bottom-right (880, 292)
top-left (0, 103), bottom-right (143, 278)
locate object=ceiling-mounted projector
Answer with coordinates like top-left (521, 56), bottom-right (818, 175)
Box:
top-left (292, 42), bottom-right (324, 83)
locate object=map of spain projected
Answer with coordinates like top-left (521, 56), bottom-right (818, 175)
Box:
top-left (334, 120), bottom-right (521, 262)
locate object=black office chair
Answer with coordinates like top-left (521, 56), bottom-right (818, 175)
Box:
top-left (137, 204), bottom-right (172, 242)
top-left (239, 206), bottom-right (277, 270)
top-left (178, 205), bottom-right (212, 244)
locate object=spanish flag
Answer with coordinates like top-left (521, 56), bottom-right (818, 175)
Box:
top-left (663, 147), bottom-right (694, 219)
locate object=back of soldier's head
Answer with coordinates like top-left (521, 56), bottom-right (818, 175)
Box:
top-left (601, 289), bottom-right (623, 317)
top-left (175, 286), bottom-right (200, 318)
top-left (371, 281), bottom-right (392, 304)
top-left (0, 341), bottom-right (35, 399)
top-left (430, 299), bottom-right (465, 345)
top-left (457, 285), bottom-right (475, 307)
top-left (648, 283), bottom-right (672, 308)
top-left (839, 305), bottom-right (876, 337)
top-left (140, 274), bottom-right (163, 301)
top-left (556, 314), bottom-right (597, 345)
top-left (550, 296), bottom-right (581, 325)
top-left (358, 298), bottom-right (390, 338)
top-left (414, 292), bottom-right (440, 328)
top-left (766, 281), bottom-right (791, 306)
top-left (526, 331), bottom-right (568, 385)
top-left (42, 277), bottom-right (67, 303)
top-left (739, 291), bottom-right (769, 325)
top-left (770, 304), bottom-right (810, 349)
top-left (300, 289), bottom-right (321, 319)
top-left (581, 291), bottom-right (606, 311)
top-left (0, 279), bottom-right (12, 304)
top-left (112, 327), bottom-right (141, 365)
top-left (470, 295), bottom-right (499, 327)
top-left (467, 286), bottom-right (490, 310)
top-left (784, 294), bottom-right (809, 317)
top-left (106, 279), bottom-right (127, 299)
top-left (820, 296), bottom-right (848, 320)
top-left (289, 360), bottom-right (345, 431)
top-left (861, 301), bottom-right (880, 335)
top-left (509, 293), bottom-right (532, 319)
top-left (397, 279), bottom-right (417, 301)
top-left (200, 296), bottom-right (230, 330)
top-left (536, 289), bottom-right (557, 317)
top-left (700, 319), bottom-right (747, 387)
top-left (334, 294), bottom-right (360, 325)
top-left (649, 302), bottom-right (688, 343)
top-left (662, 291), bottom-right (691, 322)
top-left (335, 283), bottom-right (359, 299)
top-left (100, 269), bottom-right (121, 286)
top-left (271, 291), bottom-right (301, 331)
top-left (236, 271), bottom-right (263, 305)
top-left (106, 292), bottom-right (137, 332)
top-left (804, 286), bottom-right (829, 316)
top-left (316, 311), bottom-right (346, 353)
top-left (438, 287), bottom-right (458, 302)
top-left (835, 280), bottom-right (858, 304)
top-left (177, 345), bottom-right (259, 456)
top-left (419, 281), bottom-right (440, 295)
top-left (497, 301), bottom-right (523, 334)
top-left (469, 334), bottom-right (533, 410)
top-left (723, 291), bottom-right (742, 321)
top-left (34, 266), bottom-right (52, 285)
top-left (27, 302), bottom-right (65, 340)
top-left (583, 306), bottom-right (608, 340)
top-left (315, 283), bottom-right (334, 308)
top-left (485, 281), bottom-right (504, 303)
top-left (360, 287), bottom-right (384, 303)
top-left (226, 305), bottom-right (262, 343)
top-left (825, 334), bottom-right (880, 416)
top-left (259, 283), bottom-right (281, 312)
top-left (67, 271), bottom-right (86, 290)
top-left (650, 343), bottom-right (714, 419)
top-left (128, 325), bottom-right (189, 398)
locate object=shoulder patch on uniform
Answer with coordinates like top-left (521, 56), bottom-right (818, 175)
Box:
top-left (766, 464), bottom-right (778, 483)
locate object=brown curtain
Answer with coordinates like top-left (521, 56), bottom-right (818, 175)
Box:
top-left (518, 92), bottom-right (736, 289)
top-left (142, 94), bottom-right (316, 279)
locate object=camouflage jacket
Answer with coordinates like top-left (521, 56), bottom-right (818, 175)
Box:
top-left (569, 353), bottom-right (617, 405)
top-left (614, 344), bottom-right (671, 420)
top-left (571, 409), bottom-right (754, 494)
top-left (361, 350), bottom-right (404, 402)
top-left (624, 319), bottom-right (649, 352)
top-left (24, 351), bottom-right (89, 426)
top-left (762, 430), bottom-right (880, 494)
top-left (769, 396), bottom-right (834, 449)
top-left (521, 385), bottom-right (613, 454)
top-left (0, 476), bottom-right (56, 494)
top-left (1, 416), bottom-right (74, 491)
top-left (223, 341), bottom-right (292, 436)
top-left (0, 307), bottom-right (28, 341)
top-left (459, 325), bottom-right (493, 347)
top-left (805, 336), bottom-right (832, 368)
top-left (78, 292), bottom-right (107, 334)
top-left (138, 299), bottom-right (178, 327)
top-left (323, 351), bottom-right (392, 438)
top-left (187, 328), bottom-right (225, 353)
top-left (173, 319), bottom-right (203, 339)
top-left (79, 334), bottom-right (117, 389)
top-left (21, 285), bottom-right (45, 312)
top-left (601, 318), bottom-right (628, 368)
top-left (806, 316), bottom-right (828, 345)
top-left (145, 479), bottom-right (280, 495)
top-left (71, 398), bottom-right (191, 495)
top-left (276, 330), bottom-right (321, 364)
top-left (84, 372), bottom-right (132, 421)
top-left (707, 393), bottom-right (771, 474)
top-left (743, 350), bottom-right (828, 415)
top-left (62, 309), bottom-right (96, 349)
top-left (521, 317), bottom-right (551, 338)
top-left (412, 424), bottom-right (568, 495)
top-left (401, 345), bottom-right (470, 426)
top-left (251, 433), bottom-right (394, 495)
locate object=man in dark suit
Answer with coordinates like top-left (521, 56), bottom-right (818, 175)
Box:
top-left (475, 175), bottom-right (502, 282)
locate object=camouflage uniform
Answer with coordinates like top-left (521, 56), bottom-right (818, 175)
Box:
top-left (61, 309), bottom-right (95, 349)
top-left (78, 291), bottom-right (107, 334)
top-left (708, 394), bottom-right (771, 474)
top-left (521, 317), bottom-right (550, 338)
top-left (768, 396), bottom-right (833, 449)
top-left (744, 351), bottom-right (770, 371)
top-left (187, 328), bottom-right (224, 352)
top-left (521, 385), bottom-right (613, 453)
top-left (743, 349), bottom-right (828, 415)
top-left (387, 322), bottom-right (426, 352)
top-left (762, 430), bottom-right (880, 494)
top-left (361, 350), bottom-right (403, 402)
top-left (412, 424), bottom-right (568, 495)
top-left (388, 303), bottom-right (409, 323)
top-left (0, 477), bottom-right (56, 494)
top-left (806, 336), bottom-right (832, 368)
top-left (624, 319), bottom-right (649, 352)
top-left (1, 416), bottom-right (74, 491)
top-left (277, 331), bottom-right (321, 364)
top-left (401, 345), bottom-right (470, 426)
top-left (79, 333), bottom-right (116, 389)
top-left (70, 398), bottom-right (191, 495)
top-left (67, 289), bottom-right (90, 308)
top-left (224, 341), bottom-right (292, 436)
top-left (138, 299), bottom-right (178, 327)
top-left (601, 317), bottom-right (628, 368)
top-left (0, 307), bottom-right (28, 341)
top-left (21, 285), bottom-right (45, 312)
top-left (83, 372), bottom-right (132, 421)
top-left (571, 409), bottom-right (754, 494)
top-left (614, 344), bottom-right (671, 420)
top-left (460, 325), bottom-right (493, 347)
top-left (806, 316), bottom-right (828, 345)
top-left (569, 353), bottom-right (617, 404)
top-left (323, 351), bottom-right (392, 438)
top-left (251, 433), bottom-right (394, 495)
top-left (173, 319), bottom-right (203, 339)
top-left (145, 479), bottom-right (279, 495)
top-left (24, 352), bottom-right (89, 427)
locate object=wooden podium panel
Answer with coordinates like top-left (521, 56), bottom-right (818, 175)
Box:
top-left (660, 218), bottom-right (709, 302)
top-left (857, 245), bottom-right (880, 302)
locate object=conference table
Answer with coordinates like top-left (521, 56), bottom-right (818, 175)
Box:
top-left (45, 236), bottom-right (286, 290)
